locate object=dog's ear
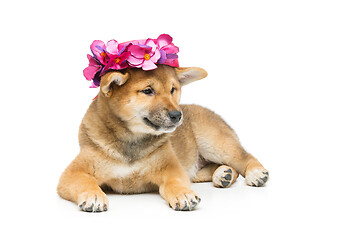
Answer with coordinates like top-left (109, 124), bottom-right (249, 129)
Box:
top-left (175, 67), bottom-right (208, 86)
top-left (100, 71), bottom-right (130, 97)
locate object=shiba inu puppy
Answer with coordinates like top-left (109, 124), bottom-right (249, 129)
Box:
top-left (57, 65), bottom-right (269, 212)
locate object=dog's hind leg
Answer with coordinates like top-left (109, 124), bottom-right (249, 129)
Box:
top-left (192, 163), bottom-right (239, 188)
top-left (192, 163), bottom-right (219, 182)
top-left (184, 105), bottom-right (269, 187)
top-left (212, 165), bottom-right (239, 188)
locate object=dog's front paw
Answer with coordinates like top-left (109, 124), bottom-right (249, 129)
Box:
top-left (78, 191), bottom-right (109, 212)
top-left (167, 189), bottom-right (201, 211)
top-left (245, 168), bottom-right (269, 187)
top-left (212, 165), bottom-right (238, 188)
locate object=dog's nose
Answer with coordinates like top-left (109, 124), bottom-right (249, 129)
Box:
top-left (168, 111), bottom-right (182, 123)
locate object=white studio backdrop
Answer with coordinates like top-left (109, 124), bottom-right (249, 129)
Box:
top-left (0, 0), bottom-right (359, 239)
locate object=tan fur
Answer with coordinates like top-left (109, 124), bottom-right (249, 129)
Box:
top-left (57, 65), bottom-right (268, 212)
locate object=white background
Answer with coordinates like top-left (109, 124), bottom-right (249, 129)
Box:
top-left (1, 0), bottom-right (359, 239)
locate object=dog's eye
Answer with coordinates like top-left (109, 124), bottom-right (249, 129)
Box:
top-left (171, 87), bottom-right (176, 94)
top-left (141, 88), bottom-right (155, 95)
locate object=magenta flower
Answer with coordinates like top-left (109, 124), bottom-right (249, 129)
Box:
top-left (83, 54), bottom-right (104, 88)
top-left (103, 51), bottom-right (131, 72)
top-left (127, 39), bottom-right (161, 70)
top-left (90, 40), bottom-right (109, 65)
top-left (102, 41), bottom-right (131, 72)
top-left (83, 54), bottom-right (103, 85)
top-left (85, 40), bottom-right (131, 87)
top-left (156, 34), bottom-right (179, 67)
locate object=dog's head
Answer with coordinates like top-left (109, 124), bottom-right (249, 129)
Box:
top-left (98, 65), bottom-right (207, 135)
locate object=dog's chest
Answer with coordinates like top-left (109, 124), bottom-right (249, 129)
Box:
top-left (110, 161), bottom-right (147, 179)
top-left (103, 161), bottom-right (157, 193)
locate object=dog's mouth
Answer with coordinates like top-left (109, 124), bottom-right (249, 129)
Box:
top-left (143, 117), bottom-right (178, 132)
top-left (143, 117), bottom-right (161, 130)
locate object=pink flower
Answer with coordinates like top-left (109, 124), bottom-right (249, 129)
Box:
top-left (102, 51), bottom-right (131, 72)
top-left (102, 41), bottom-right (131, 73)
top-left (156, 34), bottom-right (179, 67)
top-left (86, 40), bottom-right (131, 87)
top-left (90, 40), bottom-right (109, 65)
top-left (127, 39), bottom-right (161, 70)
top-left (83, 55), bottom-right (102, 88)
top-left (83, 54), bottom-right (102, 82)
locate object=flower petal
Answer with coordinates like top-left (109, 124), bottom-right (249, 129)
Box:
top-left (145, 39), bottom-right (157, 52)
top-left (166, 53), bottom-right (178, 59)
top-left (93, 72), bottom-right (101, 85)
top-left (120, 61), bottom-right (128, 69)
top-left (119, 51), bottom-right (131, 63)
top-left (158, 50), bottom-right (166, 64)
top-left (102, 60), bottom-right (116, 72)
top-left (106, 39), bottom-right (119, 54)
top-left (128, 45), bottom-right (146, 58)
top-left (125, 39), bottom-right (146, 45)
top-left (110, 63), bottom-right (122, 70)
top-left (127, 55), bottom-right (144, 66)
top-left (165, 58), bottom-right (179, 68)
top-left (162, 44), bottom-right (179, 54)
top-left (142, 60), bottom-right (157, 70)
top-left (83, 65), bottom-right (100, 80)
top-left (118, 43), bottom-right (130, 54)
top-left (150, 49), bottom-right (161, 63)
top-left (87, 54), bottom-right (99, 66)
top-left (157, 34), bottom-right (172, 48)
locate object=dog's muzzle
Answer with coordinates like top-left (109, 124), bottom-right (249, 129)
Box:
top-left (143, 110), bottom-right (183, 132)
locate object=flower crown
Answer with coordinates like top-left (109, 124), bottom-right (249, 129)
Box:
top-left (83, 34), bottom-right (179, 88)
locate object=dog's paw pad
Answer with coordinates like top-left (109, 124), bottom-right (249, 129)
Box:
top-left (245, 168), bottom-right (269, 187)
top-left (213, 165), bottom-right (238, 188)
top-left (168, 191), bottom-right (200, 211)
top-left (78, 192), bottom-right (109, 212)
